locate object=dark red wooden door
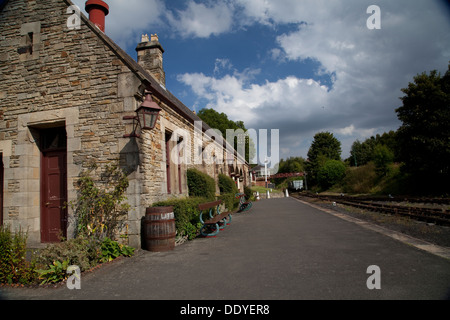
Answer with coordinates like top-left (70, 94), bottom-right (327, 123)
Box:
top-left (41, 150), bottom-right (67, 242)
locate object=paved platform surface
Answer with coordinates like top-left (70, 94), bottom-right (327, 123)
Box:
top-left (1, 197), bottom-right (450, 300)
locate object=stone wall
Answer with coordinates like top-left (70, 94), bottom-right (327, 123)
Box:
top-left (0, 0), bottom-right (139, 246)
top-left (0, 0), bottom-right (250, 248)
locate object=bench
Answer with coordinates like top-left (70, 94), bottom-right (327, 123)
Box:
top-left (236, 193), bottom-right (253, 213)
top-left (198, 200), bottom-right (232, 237)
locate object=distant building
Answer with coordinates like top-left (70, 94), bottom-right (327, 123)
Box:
top-left (250, 165), bottom-right (272, 180)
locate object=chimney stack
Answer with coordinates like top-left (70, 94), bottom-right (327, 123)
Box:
top-left (136, 33), bottom-right (166, 86)
top-left (85, 0), bottom-right (109, 33)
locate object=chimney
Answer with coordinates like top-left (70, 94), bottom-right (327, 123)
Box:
top-left (85, 0), bottom-right (109, 33)
top-left (136, 33), bottom-right (166, 86)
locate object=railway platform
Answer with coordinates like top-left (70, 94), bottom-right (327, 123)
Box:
top-left (1, 197), bottom-right (450, 300)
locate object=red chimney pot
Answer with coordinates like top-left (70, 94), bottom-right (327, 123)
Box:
top-left (85, 0), bottom-right (109, 32)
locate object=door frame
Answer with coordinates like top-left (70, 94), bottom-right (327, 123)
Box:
top-left (0, 152), bottom-right (3, 226)
top-left (39, 128), bottom-right (68, 243)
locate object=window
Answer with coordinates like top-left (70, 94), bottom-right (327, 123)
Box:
top-left (165, 131), bottom-right (185, 195)
top-left (19, 22), bottom-right (40, 60)
top-left (165, 132), bottom-right (171, 194)
top-left (177, 137), bottom-right (183, 194)
top-left (40, 127), bottom-right (67, 151)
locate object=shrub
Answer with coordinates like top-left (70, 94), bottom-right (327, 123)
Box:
top-left (69, 161), bottom-right (130, 240)
top-left (0, 225), bottom-right (37, 285)
top-left (35, 237), bottom-right (102, 273)
top-left (218, 193), bottom-right (239, 212)
top-left (100, 237), bottom-right (135, 262)
top-left (342, 162), bottom-right (377, 194)
top-left (218, 173), bottom-right (238, 194)
top-left (317, 159), bottom-right (346, 190)
top-left (36, 260), bottom-right (69, 285)
top-left (244, 185), bottom-right (253, 201)
top-left (186, 168), bottom-right (216, 199)
top-left (153, 197), bottom-right (210, 241)
top-left (373, 144), bottom-right (394, 176)
top-left (217, 173), bottom-right (241, 211)
top-left (35, 237), bottom-right (135, 284)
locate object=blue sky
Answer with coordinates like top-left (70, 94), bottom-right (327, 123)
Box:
top-left (54, 1), bottom-right (450, 161)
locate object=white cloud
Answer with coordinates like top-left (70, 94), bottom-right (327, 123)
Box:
top-left (73, 0), bottom-right (450, 159)
top-left (214, 58), bottom-right (233, 74)
top-left (335, 125), bottom-right (376, 138)
top-left (72, 0), bottom-right (165, 47)
top-left (165, 1), bottom-right (234, 38)
top-left (177, 0), bottom-right (450, 159)
top-left (177, 71), bottom-right (330, 129)
top-left (336, 125), bottom-right (356, 136)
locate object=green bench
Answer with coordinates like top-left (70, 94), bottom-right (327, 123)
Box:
top-left (198, 200), bottom-right (232, 237)
top-left (236, 193), bottom-right (253, 213)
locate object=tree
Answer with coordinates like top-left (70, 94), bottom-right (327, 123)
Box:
top-left (317, 159), bottom-right (346, 190)
top-left (373, 144), bottom-right (394, 176)
top-left (273, 157), bottom-right (306, 186)
top-left (307, 132), bottom-right (342, 162)
top-left (306, 132), bottom-right (342, 185)
top-left (395, 63), bottom-right (450, 191)
top-left (349, 139), bottom-right (374, 167)
top-left (197, 108), bottom-right (236, 137)
top-left (197, 108), bottom-right (256, 164)
top-left (348, 131), bottom-right (398, 167)
top-left (278, 157), bottom-right (305, 173)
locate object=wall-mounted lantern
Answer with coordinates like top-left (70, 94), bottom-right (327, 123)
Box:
top-left (123, 91), bottom-right (161, 138)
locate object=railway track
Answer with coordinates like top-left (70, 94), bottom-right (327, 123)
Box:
top-left (293, 193), bottom-right (450, 226)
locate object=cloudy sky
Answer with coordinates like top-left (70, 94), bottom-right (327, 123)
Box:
top-left (71, 0), bottom-right (450, 163)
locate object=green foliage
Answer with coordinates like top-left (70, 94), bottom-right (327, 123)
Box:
top-left (342, 162), bottom-right (378, 194)
top-left (120, 244), bottom-right (135, 257)
top-left (373, 144), bottom-right (394, 176)
top-left (101, 237), bottom-right (122, 262)
top-left (217, 173), bottom-right (240, 212)
top-left (70, 161), bottom-right (130, 240)
top-left (218, 173), bottom-right (238, 194)
top-left (100, 237), bottom-right (134, 262)
top-left (244, 185), bottom-right (253, 201)
top-left (36, 260), bottom-right (69, 285)
top-left (276, 177), bottom-right (304, 190)
top-left (307, 132), bottom-right (342, 162)
top-left (342, 162), bottom-right (411, 195)
top-left (35, 237), bottom-right (102, 272)
top-left (315, 64), bottom-right (450, 195)
top-left (197, 108), bottom-right (256, 163)
top-left (349, 131), bottom-right (398, 167)
top-left (0, 225), bottom-right (37, 285)
top-left (278, 157), bottom-right (305, 173)
top-left (273, 157), bottom-right (306, 186)
top-left (395, 64), bottom-right (450, 192)
top-left (35, 237), bottom-right (135, 285)
top-left (307, 132), bottom-right (342, 185)
top-left (218, 193), bottom-right (240, 211)
top-left (153, 197), bottom-right (210, 240)
top-left (187, 168), bottom-right (216, 199)
top-left (317, 159), bottom-right (346, 190)
top-left (349, 139), bottom-right (375, 167)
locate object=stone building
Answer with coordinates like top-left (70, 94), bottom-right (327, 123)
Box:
top-left (0, 0), bottom-right (250, 248)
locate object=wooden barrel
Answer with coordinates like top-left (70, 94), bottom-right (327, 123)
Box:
top-left (144, 206), bottom-right (176, 252)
